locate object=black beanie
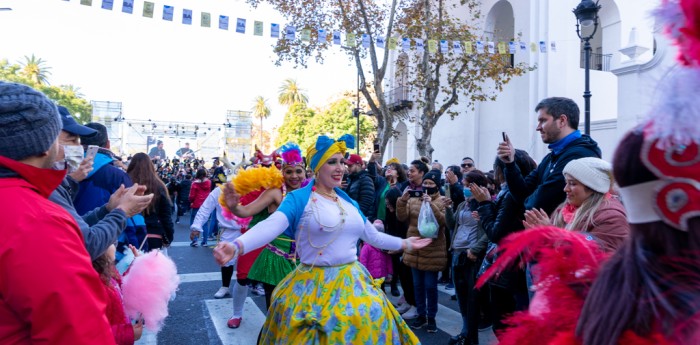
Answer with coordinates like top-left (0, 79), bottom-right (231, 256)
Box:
top-left (422, 170), bottom-right (441, 186)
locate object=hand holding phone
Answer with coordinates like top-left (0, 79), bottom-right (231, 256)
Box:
top-left (86, 145), bottom-right (100, 160)
top-left (409, 190), bottom-right (423, 198)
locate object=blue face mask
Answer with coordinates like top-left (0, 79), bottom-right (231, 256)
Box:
top-left (463, 188), bottom-right (472, 198)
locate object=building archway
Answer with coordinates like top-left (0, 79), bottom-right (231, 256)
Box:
top-left (579, 0), bottom-right (621, 71)
top-left (484, 0), bottom-right (514, 42)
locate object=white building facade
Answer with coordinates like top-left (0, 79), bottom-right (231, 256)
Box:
top-left (382, 0), bottom-right (674, 170)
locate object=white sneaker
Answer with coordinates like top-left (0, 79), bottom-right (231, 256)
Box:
top-left (396, 303), bottom-right (411, 314)
top-left (401, 306), bottom-right (418, 320)
top-left (214, 286), bottom-right (230, 299)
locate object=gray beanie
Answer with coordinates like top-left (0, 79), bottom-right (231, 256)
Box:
top-left (562, 157), bottom-right (613, 194)
top-left (0, 82), bottom-right (62, 161)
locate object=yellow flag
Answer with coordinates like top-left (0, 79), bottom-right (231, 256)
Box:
top-left (530, 42), bottom-right (537, 52)
top-left (143, 1), bottom-right (154, 18)
top-left (388, 37), bottom-right (398, 50)
top-left (346, 33), bottom-right (356, 47)
top-left (464, 41), bottom-right (473, 54)
top-left (80, 0), bottom-right (92, 6)
top-left (498, 42), bottom-right (507, 54)
top-left (301, 29), bottom-right (311, 41)
top-left (201, 13), bottom-right (211, 27)
top-left (254, 21), bottom-right (263, 36)
top-left (428, 40), bottom-right (437, 53)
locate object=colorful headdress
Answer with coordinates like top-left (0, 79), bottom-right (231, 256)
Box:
top-left (306, 134), bottom-right (355, 173)
top-left (250, 145), bottom-right (281, 168)
top-left (617, 0), bottom-right (700, 231)
top-left (278, 142), bottom-right (304, 167)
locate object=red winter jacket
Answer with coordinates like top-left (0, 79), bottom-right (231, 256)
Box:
top-left (359, 243), bottom-right (393, 279)
top-left (0, 156), bottom-right (115, 345)
top-left (103, 273), bottom-right (134, 345)
top-left (189, 179), bottom-right (211, 209)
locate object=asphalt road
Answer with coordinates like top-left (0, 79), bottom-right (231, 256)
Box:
top-left (137, 211), bottom-right (498, 345)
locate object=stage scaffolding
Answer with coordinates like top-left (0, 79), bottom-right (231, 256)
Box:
top-left (91, 101), bottom-right (253, 162)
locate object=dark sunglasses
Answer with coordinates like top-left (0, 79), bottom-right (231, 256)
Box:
top-left (461, 163), bottom-right (474, 168)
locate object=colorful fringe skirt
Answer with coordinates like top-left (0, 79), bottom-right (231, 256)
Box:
top-left (258, 261), bottom-right (421, 345)
top-left (247, 235), bottom-right (297, 286)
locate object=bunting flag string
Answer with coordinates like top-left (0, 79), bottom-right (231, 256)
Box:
top-left (64, 0), bottom-right (561, 56)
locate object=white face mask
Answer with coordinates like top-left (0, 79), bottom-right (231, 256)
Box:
top-left (55, 145), bottom-right (84, 174)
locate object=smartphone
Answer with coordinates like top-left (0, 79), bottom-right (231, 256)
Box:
top-left (373, 142), bottom-right (380, 152)
top-left (408, 190), bottom-right (423, 198)
top-left (86, 145), bottom-right (99, 160)
top-left (502, 131), bottom-right (507, 142)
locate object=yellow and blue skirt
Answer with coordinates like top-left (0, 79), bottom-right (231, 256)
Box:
top-left (258, 261), bottom-right (421, 345)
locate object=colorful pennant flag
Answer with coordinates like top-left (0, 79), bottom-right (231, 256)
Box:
top-left (508, 41), bottom-right (516, 54)
top-left (362, 34), bottom-right (370, 48)
top-left (346, 33), bottom-right (356, 47)
top-left (332, 31), bottom-right (341, 45)
top-left (452, 41), bottom-right (463, 54)
top-left (498, 42), bottom-right (507, 54)
top-left (301, 29), bottom-right (311, 41)
top-left (376, 36), bottom-right (385, 49)
top-left (388, 37), bottom-right (398, 50)
top-left (520, 42), bottom-right (527, 52)
top-left (182, 9), bottom-right (192, 25)
top-left (465, 41), bottom-right (473, 54)
top-left (271, 23), bottom-right (279, 38)
top-left (142, 1), bottom-right (154, 18)
top-left (80, 0), bottom-right (92, 6)
top-left (318, 29), bottom-right (327, 43)
top-left (539, 41), bottom-right (547, 53)
top-left (201, 12), bottom-right (211, 27)
top-left (254, 21), bottom-right (263, 36)
top-left (122, 0), bottom-right (133, 14)
top-left (550, 41), bottom-right (557, 52)
top-left (476, 41), bottom-right (485, 54)
top-left (530, 42), bottom-right (537, 52)
top-left (219, 15), bottom-right (229, 30)
top-left (427, 39), bottom-right (437, 53)
top-left (163, 5), bottom-right (174, 21)
top-left (401, 37), bottom-right (410, 51)
top-left (285, 26), bottom-right (295, 40)
top-left (236, 18), bottom-right (246, 34)
top-left (487, 42), bottom-right (495, 54)
top-left (102, 0), bottom-right (113, 10)
top-left (439, 40), bottom-right (448, 53)
top-left (415, 38), bottom-right (424, 52)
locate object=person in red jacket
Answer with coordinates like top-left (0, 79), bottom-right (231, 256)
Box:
top-left (0, 81), bottom-right (115, 344)
top-left (189, 168), bottom-right (212, 246)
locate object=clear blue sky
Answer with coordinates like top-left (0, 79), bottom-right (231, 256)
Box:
top-left (0, 0), bottom-right (361, 128)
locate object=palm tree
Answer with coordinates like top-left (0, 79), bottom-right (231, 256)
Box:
top-left (277, 78), bottom-right (308, 106)
top-left (60, 84), bottom-right (84, 98)
top-left (20, 54), bottom-right (52, 85)
top-left (251, 96), bottom-right (271, 148)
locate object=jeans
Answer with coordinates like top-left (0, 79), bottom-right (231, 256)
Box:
top-left (206, 213), bottom-right (218, 243)
top-left (452, 251), bottom-right (481, 343)
top-left (189, 208), bottom-right (208, 243)
top-left (411, 268), bottom-right (438, 318)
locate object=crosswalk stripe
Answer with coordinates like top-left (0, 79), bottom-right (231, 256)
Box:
top-left (178, 272), bottom-right (221, 283)
top-left (386, 287), bottom-right (462, 337)
top-left (205, 298), bottom-right (267, 344)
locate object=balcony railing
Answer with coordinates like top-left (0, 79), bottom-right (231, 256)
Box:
top-left (580, 52), bottom-right (612, 71)
top-left (385, 85), bottom-right (413, 112)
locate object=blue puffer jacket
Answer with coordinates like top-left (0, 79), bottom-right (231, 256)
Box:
top-left (74, 151), bottom-right (132, 216)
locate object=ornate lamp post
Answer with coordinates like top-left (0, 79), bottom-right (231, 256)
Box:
top-left (573, 0), bottom-right (601, 136)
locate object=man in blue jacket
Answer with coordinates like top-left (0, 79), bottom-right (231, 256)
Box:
top-left (74, 122), bottom-right (133, 215)
top-left (497, 97), bottom-right (602, 215)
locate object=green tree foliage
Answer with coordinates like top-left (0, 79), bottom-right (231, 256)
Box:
top-left (0, 58), bottom-right (92, 124)
top-left (275, 99), bottom-right (375, 155)
top-left (251, 95), bottom-right (272, 148)
top-left (278, 78), bottom-right (309, 106)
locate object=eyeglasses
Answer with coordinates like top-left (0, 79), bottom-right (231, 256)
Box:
top-left (461, 163), bottom-right (474, 168)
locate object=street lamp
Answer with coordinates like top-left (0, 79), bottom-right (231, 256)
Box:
top-left (573, 0), bottom-right (601, 136)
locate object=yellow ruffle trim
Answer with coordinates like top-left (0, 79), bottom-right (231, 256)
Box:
top-left (231, 166), bottom-right (284, 197)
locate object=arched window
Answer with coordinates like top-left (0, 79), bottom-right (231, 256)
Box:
top-left (579, 0), bottom-right (620, 72)
top-left (485, 1), bottom-right (515, 67)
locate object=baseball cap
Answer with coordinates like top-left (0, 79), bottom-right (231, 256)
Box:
top-left (57, 106), bottom-right (97, 137)
top-left (346, 154), bottom-right (363, 166)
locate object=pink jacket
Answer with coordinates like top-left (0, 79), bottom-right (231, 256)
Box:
top-left (189, 179), bottom-right (211, 209)
top-left (103, 274), bottom-right (134, 345)
top-left (359, 244), bottom-right (393, 279)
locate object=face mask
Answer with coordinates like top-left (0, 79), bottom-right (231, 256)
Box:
top-left (52, 160), bottom-right (67, 171)
top-left (425, 187), bottom-right (438, 195)
top-left (463, 188), bottom-right (473, 198)
top-left (63, 145), bottom-right (85, 174)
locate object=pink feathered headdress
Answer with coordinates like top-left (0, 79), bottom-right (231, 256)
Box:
top-left (121, 250), bottom-right (180, 332)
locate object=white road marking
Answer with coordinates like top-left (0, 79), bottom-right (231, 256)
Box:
top-left (134, 329), bottom-right (157, 345)
top-left (205, 298), bottom-right (267, 344)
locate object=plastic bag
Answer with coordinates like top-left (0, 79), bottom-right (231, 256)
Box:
top-left (417, 199), bottom-right (439, 238)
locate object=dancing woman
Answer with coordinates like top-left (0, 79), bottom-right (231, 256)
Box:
top-left (226, 143), bottom-right (307, 308)
top-left (214, 134), bottom-right (430, 344)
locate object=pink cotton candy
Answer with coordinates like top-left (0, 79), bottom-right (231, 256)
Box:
top-left (121, 250), bottom-right (180, 332)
